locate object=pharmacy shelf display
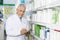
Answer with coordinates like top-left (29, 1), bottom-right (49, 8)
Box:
top-left (30, 21), bottom-right (50, 40)
top-left (30, 21), bottom-right (60, 40)
top-left (32, 0), bottom-right (60, 11)
top-left (30, 21), bottom-right (60, 30)
top-left (30, 33), bottom-right (44, 40)
top-left (30, 0), bottom-right (60, 40)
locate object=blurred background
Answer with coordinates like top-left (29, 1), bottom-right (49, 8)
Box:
top-left (0, 0), bottom-right (60, 40)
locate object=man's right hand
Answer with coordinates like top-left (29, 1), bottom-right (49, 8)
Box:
top-left (20, 28), bottom-right (27, 35)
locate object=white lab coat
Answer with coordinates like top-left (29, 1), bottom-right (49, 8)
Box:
top-left (6, 14), bottom-right (30, 40)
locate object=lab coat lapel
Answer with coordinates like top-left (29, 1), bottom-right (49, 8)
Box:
top-left (14, 14), bottom-right (24, 30)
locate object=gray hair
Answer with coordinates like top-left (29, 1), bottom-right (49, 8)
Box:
top-left (16, 4), bottom-right (26, 9)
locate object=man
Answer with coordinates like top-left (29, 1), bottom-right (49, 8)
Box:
top-left (6, 4), bottom-right (30, 40)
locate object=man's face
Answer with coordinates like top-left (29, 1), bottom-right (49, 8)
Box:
top-left (16, 6), bottom-right (25, 17)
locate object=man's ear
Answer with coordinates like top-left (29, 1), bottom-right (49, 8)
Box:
top-left (16, 8), bottom-right (18, 13)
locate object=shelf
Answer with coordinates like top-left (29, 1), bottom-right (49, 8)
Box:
top-left (3, 4), bottom-right (15, 6)
top-left (29, 21), bottom-right (60, 30)
top-left (32, 1), bottom-right (60, 11)
top-left (30, 33), bottom-right (44, 40)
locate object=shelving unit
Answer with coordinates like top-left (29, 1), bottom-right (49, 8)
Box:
top-left (30, 21), bottom-right (60, 30)
top-left (29, 0), bottom-right (60, 40)
top-left (31, 0), bottom-right (60, 11)
top-left (30, 33), bottom-right (43, 40)
top-left (30, 21), bottom-right (60, 40)
top-left (32, 2), bottom-right (60, 11)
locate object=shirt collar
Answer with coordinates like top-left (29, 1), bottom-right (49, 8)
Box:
top-left (16, 13), bottom-right (23, 20)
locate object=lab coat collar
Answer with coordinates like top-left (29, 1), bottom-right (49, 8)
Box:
top-left (15, 13), bottom-right (23, 20)
top-left (15, 13), bottom-right (20, 17)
